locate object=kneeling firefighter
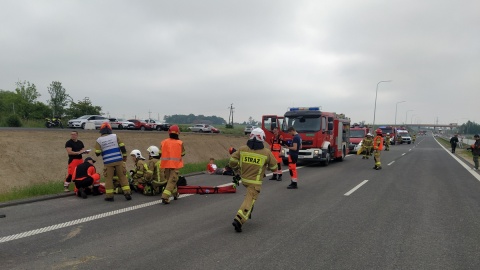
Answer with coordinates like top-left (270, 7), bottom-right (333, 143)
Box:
top-left (229, 128), bottom-right (278, 232)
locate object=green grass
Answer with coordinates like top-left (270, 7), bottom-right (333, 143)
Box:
top-left (0, 159), bottom-right (232, 203)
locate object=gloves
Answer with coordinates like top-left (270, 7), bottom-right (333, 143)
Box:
top-left (232, 174), bottom-right (241, 188)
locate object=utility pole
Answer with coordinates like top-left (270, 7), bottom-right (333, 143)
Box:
top-left (227, 103), bottom-right (234, 128)
top-left (148, 109), bottom-right (152, 120)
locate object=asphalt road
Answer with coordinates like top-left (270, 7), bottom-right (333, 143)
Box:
top-left (1, 135), bottom-right (480, 270)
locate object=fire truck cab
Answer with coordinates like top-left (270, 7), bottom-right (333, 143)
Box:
top-left (262, 107), bottom-right (350, 166)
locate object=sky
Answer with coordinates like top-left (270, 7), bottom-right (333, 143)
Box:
top-left (1, 0), bottom-right (479, 126)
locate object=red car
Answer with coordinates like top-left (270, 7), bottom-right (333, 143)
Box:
top-left (127, 119), bottom-right (154, 131)
top-left (210, 126), bottom-right (220, 133)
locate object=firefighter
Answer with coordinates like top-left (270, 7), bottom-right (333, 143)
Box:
top-left (64, 131), bottom-right (89, 192)
top-left (130, 149), bottom-right (151, 192)
top-left (362, 133), bottom-right (373, 159)
top-left (160, 125), bottom-right (185, 204)
top-left (106, 162), bottom-right (127, 194)
top-left (146, 145), bottom-right (163, 195)
top-left (385, 133), bottom-right (391, 151)
top-left (72, 157), bottom-right (101, 199)
top-left (373, 128), bottom-right (384, 170)
top-left (285, 126), bottom-right (302, 189)
top-left (94, 122), bottom-right (132, 201)
top-left (412, 134), bottom-right (416, 144)
top-left (229, 128), bottom-right (278, 232)
top-left (268, 126), bottom-right (284, 181)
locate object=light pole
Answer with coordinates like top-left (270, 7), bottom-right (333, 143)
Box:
top-left (373, 80), bottom-right (392, 129)
top-left (411, 114), bottom-right (417, 124)
top-left (405, 110), bottom-right (413, 125)
top-left (395, 101), bottom-right (406, 126)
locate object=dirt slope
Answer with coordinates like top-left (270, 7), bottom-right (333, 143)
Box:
top-left (0, 129), bottom-right (248, 194)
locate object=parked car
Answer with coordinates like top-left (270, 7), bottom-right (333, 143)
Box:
top-left (144, 119), bottom-right (170, 131)
top-left (188, 124), bottom-right (212, 133)
top-left (210, 126), bottom-right (220, 133)
top-left (109, 118), bottom-right (135, 130)
top-left (244, 125), bottom-right (257, 135)
top-left (68, 115), bottom-right (108, 129)
top-left (127, 119), bottom-right (154, 131)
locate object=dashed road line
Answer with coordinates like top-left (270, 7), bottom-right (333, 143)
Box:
top-left (344, 180), bottom-right (369, 196)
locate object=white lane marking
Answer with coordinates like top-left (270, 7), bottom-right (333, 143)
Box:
top-left (344, 180), bottom-right (369, 196)
top-left (0, 194), bottom-right (193, 244)
top-left (434, 138), bottom-right (480, 181)
top-left (409, 149), bottom-right (412, 151)
top-left (388, 161), bottom-right (395, 166)
top-left (402, 153), bottom-right (406, 156)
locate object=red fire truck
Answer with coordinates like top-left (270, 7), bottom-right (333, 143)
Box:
top-left (261, 107), bottom-right (351, 166)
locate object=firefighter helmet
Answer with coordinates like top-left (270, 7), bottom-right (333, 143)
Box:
top-left (249, 128), bottom-right (266, 142)
top-left (130, 149), bottom-right (144, 160)
top-left (367, 133), bottom-right (372, 137)
top-left (147, 146), bottom-right (160, 156)
top-left (169, 125), bottom-right (180, 134)
top-left (376, 128), bottom-right (382, 135)
top-left (387, 133), bottom-right (390, 135)
top-left (99, 122), bottom-right (112, 134)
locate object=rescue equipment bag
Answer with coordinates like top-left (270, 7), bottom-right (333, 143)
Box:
top-left (177, 184), bottom-right (236, 194)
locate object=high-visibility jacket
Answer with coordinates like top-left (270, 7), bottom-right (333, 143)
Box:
top-left (229, 145), bottom-right (278, 185)
top-left (73, 161), bottom-right (100, 183)
top-left (270, 134), bottom-right (283, 163)
top-left (373, 135), bottom-right (384, 151)
top-left (95, 134), bottom-right (126, 164)
top-left (160, 138), bottom-right (185, 169)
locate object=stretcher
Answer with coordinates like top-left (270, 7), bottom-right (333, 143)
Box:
top-left (177, 184), bottom-right (236, 194)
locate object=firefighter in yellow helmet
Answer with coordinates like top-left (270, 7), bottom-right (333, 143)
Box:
top-left (229, 128), bottom-right (278, 232)
top-left (159, 125), bottom-right (185, 204)
top-left (94, 122), bottom-right (132, 201)
top-left (373, 128), bottom-right (384, 170)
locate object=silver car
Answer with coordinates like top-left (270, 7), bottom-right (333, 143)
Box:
top-left (188, 124), bottom-right (212, 133)
top-left (244, 125), bottom-right (257, 135)
top-left (109, 118), bottom-right (135, 130)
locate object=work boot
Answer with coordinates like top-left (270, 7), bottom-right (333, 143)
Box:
top-left (376, 166), bottom-right (382, 170)
top-left (173, 192), bottom-right (180, 200)
top-left (287, 181), bottom-right (298, 189)
top-left (162, 198), bottom-right (170, 205)
top-left (124, 193), bottom-right (132, 200)
top-left (232, 219), bottom-right (242, 233)
top-left (362, 156), bottom-right (365, 159)
top-left (277, 174), bottom-right (283, 181)
top-left (79, 188), bottom-right (87, 199)
top-left (104, 197), bottom-right (114, 202)
top-left (373, 166), bottom-right (378, 170)
top-left (269, 174), bottom-right (277, 180)
top-left (92, 186), bottom-right (103, 196)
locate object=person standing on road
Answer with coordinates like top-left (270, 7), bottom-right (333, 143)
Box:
top-left (229, 128), bottom-right (277, 232)
top-left (268, 126), bottom-right (284, 181)
top-left (373, 128), bottom-right (384, 170)
top-left (64, 131), bottom-right (89, 192)
top-left (450, 134), bottom-right (459, 153)
top-left (94, 122), bottom-right (132, 201)
top-left (362, 133), bottom-right (373, 159)
top-left (469, 134), bottom-right (480, 171)
top-left (385, 133), bottom-right (391, 151)
top-left (159, 125), bottom-right (185, 204)
top-left (285, 126), bottom-right (302, 189)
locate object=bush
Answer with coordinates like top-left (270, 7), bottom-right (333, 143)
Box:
top-left (5, 114), bottom-right (22, 127)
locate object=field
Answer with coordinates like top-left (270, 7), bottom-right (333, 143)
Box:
top-left (0, 129), bottom-right (248, 194)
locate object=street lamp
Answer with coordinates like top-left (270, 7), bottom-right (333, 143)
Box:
top-left (395, 101), bottom-right (406, 126)
top-left (405, 110), bottom-right (413, 125)
top-left (373, 80), bottom-right (392, 129)
top-left (411, 114), bottom-right (417, 124)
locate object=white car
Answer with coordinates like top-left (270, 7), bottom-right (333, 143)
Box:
top-left (188, 124), bottom-right (212, 133)
top-left (244, 125), bottom-right (257, 135)
top-left (109, 118), bottom-right (135, 130)
top-left (68, 115), bottom-right (109, 129)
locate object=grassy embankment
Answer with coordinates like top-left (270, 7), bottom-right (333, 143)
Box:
top-left (1, 121), bottom-right (248, 203)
